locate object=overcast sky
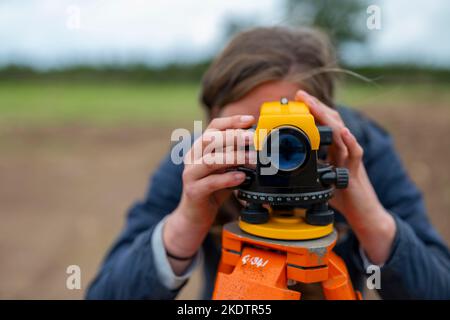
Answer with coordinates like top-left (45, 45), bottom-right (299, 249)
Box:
top-left (0, 0), bottom-right (449, 69)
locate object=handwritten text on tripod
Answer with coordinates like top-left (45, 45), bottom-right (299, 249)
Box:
top-left (242, 254), bottom-right (269, 268)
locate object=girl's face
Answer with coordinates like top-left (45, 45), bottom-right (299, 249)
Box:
top-left (216, 81), bottom-right (300, 118)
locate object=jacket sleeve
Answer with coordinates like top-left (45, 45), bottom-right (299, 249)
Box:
top-left (348, 110), bottom-right (450, 299)
top-left (86, 152), bottom-right (186, 299)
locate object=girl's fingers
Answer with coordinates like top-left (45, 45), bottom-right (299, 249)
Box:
top-left (295, 90), bottom-right (348, 165)
top-left (187, 128), bottom-right (253, 162)
top-left (202, 128), bottom-right (254, 151)
top-left (341, 127), bottom-right (364, 170)
top-left (295, 90), bottom-right (343, 126)
top-left (329, 142), bottom-right (348, 168)
top-left (295, 90), bottom-right (327, 123)
top-left (207, 115), bottom-right (256, 131)
top-left (192, 171), bottom-right (246, 199)
top-left (184, 150), bottom-right (251, 180)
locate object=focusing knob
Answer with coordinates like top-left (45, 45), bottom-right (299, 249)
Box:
top-left (335, 167), bottom-right (349, 189)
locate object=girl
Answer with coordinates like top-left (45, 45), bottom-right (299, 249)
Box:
top-left (87, 27), bottom-right (450, 299)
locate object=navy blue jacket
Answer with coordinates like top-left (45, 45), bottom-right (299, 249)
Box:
top-left (86, 106), bottom-right (450, 299)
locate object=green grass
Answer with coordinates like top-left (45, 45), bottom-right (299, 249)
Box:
top-left (0, 81), bottom-right (448, 127)
top-left (337, 82), bottom-right (450, 108)
top-left (0, 82), bottom-right (203, 127)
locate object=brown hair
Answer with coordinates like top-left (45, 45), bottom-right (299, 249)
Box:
top-left (200, 26), bottom-right (339, 113)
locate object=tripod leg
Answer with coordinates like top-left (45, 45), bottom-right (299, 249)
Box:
top-left (321, 252), bottom-right (361, 300)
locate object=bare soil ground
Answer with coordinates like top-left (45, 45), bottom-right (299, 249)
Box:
top-left (0, 104), bottom-right (449, 299)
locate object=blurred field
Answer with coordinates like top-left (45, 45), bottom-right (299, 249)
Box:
top-left (0, 82), bottom-right (202, 126)
top-left (0, 81), bottom-right (449, 299)
top-left (1, 81), bottom-right (450, 126)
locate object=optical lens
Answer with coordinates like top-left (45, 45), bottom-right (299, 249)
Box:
top-left (269, 128), bottom-right (308, 171)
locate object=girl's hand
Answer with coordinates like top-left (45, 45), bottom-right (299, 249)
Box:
top-left (164, 115), bottom-right (255, 274)
top-left (178, 115), bottom-right (255, 226)
top-left (295, 90), bottom-right (396, 265)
